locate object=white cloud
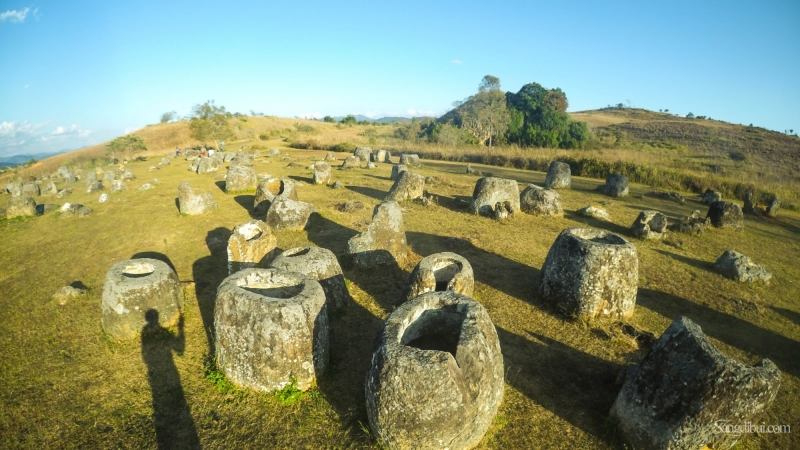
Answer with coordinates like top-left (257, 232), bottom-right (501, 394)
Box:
top-left (0, 7), bottom-right (33, 23)
top-left (450, 58), bottom-right (463, 65)
top-left (0, 120), bottom-right (94, 156)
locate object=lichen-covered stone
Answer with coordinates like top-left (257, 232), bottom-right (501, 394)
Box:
top-left (765, 198), bottom-right (780, 218)
top-left (669, 210), bottom-right (709, 235)
top-left (177, 182), bottom-right (216, 215)
top-left (225, 165), bottom-right (257, 193)
top-left (701, 189), bottom-right (723, 204)
top-left (707, 201), bottom-right (743, 228)
top-left (365, 291), bottom-right (504, 450)
top-left (5, 180), bottom-right (22, 197)
top-left (191, 157), bottom-right (220, 174)
top-left (270, 246), bottom-right (350, 309)
top-left (21, 182), bottom-right (40, 197)
top-left (520, 184), bottom-right (562, 216)
top-left (610, 317), bottom-right (781, 450)
top-left (254, 177), bottom-right (296, 215)
top-left (227, 220), bottom-right (278, 274)
top-left (373, 149), bottom-right (391, 163)
top-left (41, 181), bottom-right (58, 196)
top-left (470, 177), bottom-right (520, 218)
top-left (101, 258), bottom-right (182, 339)
top-left (354, 147), bottom-right (373, 162)
top-left (391, 164), bottom-right (408, 181)
top-left (385, 171), bottom-right (425, 202)
top-left (399, 153), bottom-right (420, 166)
top-left (214, 268), bottom-right (328, 391)
top-left (59, 202), bottom-right (93, 217)
top-left (743, 191), bottom-right (757, 214)
top-left (312, 162), bottom-right (332, 185)
top-left (578, 205), bottom-right (610, 221)
top-left (5, 196), bottom-right (36, 219)
top-left (324, 152), bottom-right (337, 162)
top-left (544, 161), bottom-right (571, 189)
top-left (714, 250), bottom-right (772, 283)
top-left (598, 173), bottom-right (629, 197)
top-left (631, 210), bottom-right (668, 240)
top-left (540, 228), bottom-right (638, 320)
top-left (265, 197), bottom-right (314, 230)
top-left (341, 155), bottom-right (360, 169)
top-left (406, 252), bottom-right (474, 301)
top-left (347, 201), bottom-right (410, 268)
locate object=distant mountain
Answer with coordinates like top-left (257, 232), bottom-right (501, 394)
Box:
top-left (333, 115), bottom-right (433, 124)
top-left (0, 151), bottom-right (65, 168)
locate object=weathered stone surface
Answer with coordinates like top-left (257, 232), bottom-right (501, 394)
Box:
top-left (265, 197), bottom-right (314, 230)
top-left (191, 157), bottom-right (220, 174)
top-left (268, 148), bottom-right (280, 157)
top-left (111, 179), bottom-right (125, 192)
top-left (101, 258), bottom-right (182, 339)
top-left (177, 182), bottom-right (216, 215)
top-left (399, 153), bottom-right (420, 166)
top-left (707, 201), bottom-right (743, 228)
top-left (540, 228), bottom-right (638, 320)
top-left (271, 247), bottom-right (350, 309)
top-left (743, 191), bottom-right (757, 214)
top-left (214, 268), bottom-right (328, 391)
top-left (669, 210), bottom-right (709, 235)
top-left (59, 202), bottom-right (92, 217)
top-left (765, 198), bottom-right (780, 217)
top-left (373, 149), bottom-right (391, 163)
top-left (347, 201), bottom-right (410, 268)
top-left (332, 181), bottom-right (344, 189)
top-left (406, 252), bottom-right (474, 301)
top-left (312, 162), bottom-right (331, 185)
top-left (57, 166), bottom-right (77, 182)
top-left (647, 190), bottom-right (685, 204)
top-left (714, 250), bottom-right (772, 283)
top-left (354, 147), bottom-right (373, 162)
top-left (5, 196), bottom-right (36, 219)
top-left (225, 165), bottom-right (257, 193)
top-left (701, 189), bottom-right (723, 205)
top-left (341, 155), bottom-right (360, 169)
top-left (41, 181), bottom-right (58, 196)
top-left (579, 205), bottom-right (610, 220)
top-left (52, 283), bottom-right (88, 305)
top-left (324, 152), bottom-right (337, 162)
top-left (335, 200), bottom-right (364, 213)
top-left (254, 177), bottom-right (296, 214)
top-left (610, 317), bottom-right (781, 450)
top-left (544, 161), bottom-right (571, 189)
top-left (631, 210), bottom-right (669, 240)
top-left (227, 220), bottom-right (278, 274)
top-left (21, 182), bottom-right (40, 197)
top-left (598, 173), bottom-right (629, 197)
top-left (365, 291), bottom-right (504, 450)
top-left (470, 177), bottom-right (520, 217)
top-left (390, 164), bottom-right (408, 181)
top-left (98, 193), bottom-right (109, 203)
top-left (5, 180), bottom-right (22, 197)
top-left (385, 171), bottom-right (425, 202)
top-left (520, 184), bottom-right (562, 216)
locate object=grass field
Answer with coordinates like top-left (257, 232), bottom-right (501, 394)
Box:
top-left (1, 140), bottom-right (798, 448)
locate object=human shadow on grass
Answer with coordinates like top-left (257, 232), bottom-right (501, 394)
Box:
top-left (305, 213), bottom-right (392, 441)
top-left (141, 310), bottom-right (200, 450)
top-left (132, 251), bottom-right (177, 273)
top-left (655, 249), bottom-right (711, 272)
top-left (638, 288), bottom-right (800, 377)
top-left (233, 195), bottom-right (258, 219)
top-left (496, 327), bottom-right (621, 443)
top-left (191, 227), bottom-right (232, 355)
top-left (345, 185), bottom-right (387, 202)
top-left (406, 231), bottom-right (539, 305)
top-left (564, 210), bottom-right (631, 236)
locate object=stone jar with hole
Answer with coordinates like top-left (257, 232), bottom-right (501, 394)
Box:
top-left (406, 252), bottom-right (474, 301)
top-left (540, 228), bottom-right (638, 321)
top-left (365, 291), bottom-right (504, 449)
top-left (227, 220), bottom-right (278, 274)
top-left (214, 268), bottom-right (328, 391)
top-left (270, 246), bottom-right (350, 309)
top-left (254, 177), bottom-right (296, 215)
top-left (101, 258), bottom-right (182, 339)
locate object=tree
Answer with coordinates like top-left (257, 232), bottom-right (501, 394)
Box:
top-left (107, 134), bottom-right (147, 161)
top-left (340, 115), bottom-right (357, 125)
top-left (322, 116), bottom-right (335, 123)
top-left (189, 100), bottom-right (233, 146)
top-left (478, 74), bottom-right (501, 92)
top-left (686, 112), bottom-right (695, 119)
top-left (160, 111), bottom-right (176, 124)
top-left (458, 89), bottom-right (510, 146)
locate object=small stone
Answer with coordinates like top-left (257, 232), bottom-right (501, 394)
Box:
top-left (520, 184), bottom-right (562, 216)
top-left (701, 189), bottom-right (723, 204)
top-left (335, 200), bottom-right (364, 213)
top-left (765, 198), bottom-right (780, 217)
top-left (331, 181), bottom-right (344, 189)
top-left (59, 203), bottom-right (93, 217)
top-left (340, 156), bottom-right (360, 169)
top-left (399, 153), bottom-right (420, 166)
top-left (598, 173), bottom-right (629, 197)
top-left (631, 210), bottom-right (669, 240)
top-left (53, 284), bottom-right (88, 305)
top-left (98, 193), bottom-right (109, 203)
top-left (707, 201), bottom-right (743, 228)
top-left (714, 250), bottom-right (772, 283)
top-left (578, 205), bottom-right (610, 221)
top-left (544, 161), bottom-right (571, 189)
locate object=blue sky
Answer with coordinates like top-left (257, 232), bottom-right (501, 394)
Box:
top-left (1, 1), bottom-right (798, 156)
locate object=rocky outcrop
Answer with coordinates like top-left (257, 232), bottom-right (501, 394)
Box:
top-left (469, 177), bottom-right (520, 218)
top-left (347, 201), bottom-right (410, 268)
top-left (610, 317), bottom-right (781, 450)
top-left (101, 258), bottom-right (183, 339)
top-left (214, 268), bottom-right (328, 391)
top-left (406, 252), bottom-right (474, 301)
top-left (544, 161), bottom-right (571, 189)
top-left (540, 228), bottom-right (638, 320)
top-left (714, 250), bottom-right (772, 283)
top-left (365, 291), bottom-right (504, 450)
top-left (520, 184), bottom-right (562, 216)
top-left (270, 246), bottom-right (350, 309)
